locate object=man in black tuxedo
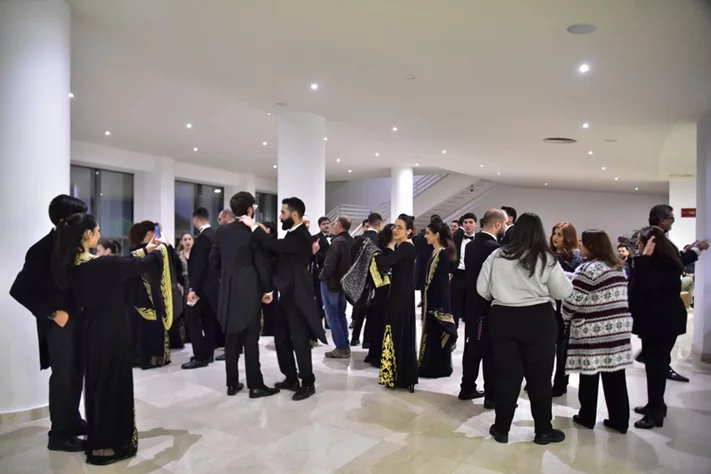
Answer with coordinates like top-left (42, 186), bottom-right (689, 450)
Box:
top-left (210, 192), bottom-right (280, 398)
top-left (451, 212), bottom-right (478, 329)
top-left (459, 209), bottom-right (508, 405)
top-left (241, 197), bottom-right (328, 401)
top-left (500, 206), bottom-right (516, 245)
top-left (349, 212), bottom-right (382, 347)
top-left (312, 217), bottom-right (331, 323)
top-left (182, 207), bottom-right (220, 369)
top-left (10, 195), bottom-right (87, 452)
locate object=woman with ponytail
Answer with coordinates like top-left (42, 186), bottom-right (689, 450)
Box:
top-left (418, 220), bottom-right (458, 378)
top-left (52, 213), bottom-right (173, 466)
top-left (96, 239), bottom-right (122, 256)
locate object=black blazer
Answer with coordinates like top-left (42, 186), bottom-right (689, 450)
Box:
top-left (452, 231), bottom-right (476, 273)
top-left (464, 232), bottom-right (501, 324)
top-left (210, 222), bottom-right (272, 334)
top-left (10, 230), bottom-right (77, 369)
top-left (629, 254), bottom-right (687, 337)
top-left (313, 232), bottom-right (331, 270)
top-left (414, 230), bottom-right (433, 291)
top-left (252, 224), bottom-right (328, 343)
top-left (320, 231), bottom-right (354, 292)
top-left (188, 227), bottom-right (219, 311)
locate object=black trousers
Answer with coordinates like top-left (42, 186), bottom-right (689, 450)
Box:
top-left (185, 299), bottom-right (218, 361)
top-left (489, 303), bottom-right (557, 434)
top-left (225, 316), bottom-right (264, 389)
top-left (578, 370), bottom-right (629, 429)
top-left (642, 334), bottom-right (677, 414)
top-left (45, 316), bottom-right (84, 440)
top-left (261, 295), bottom-right (278, 336)
top-left (553, 308), bottom-right (569, 390)
top-left (461, 317), bottom-right (495, 397)
top-left (351, 296), bottom-right (367, 343)
top-left (275, 294), bottom-right (315, 386)
top-left (450, 271), bottom-right (467, 328)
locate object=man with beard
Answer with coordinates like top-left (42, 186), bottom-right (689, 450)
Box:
top-left (459, 209), bottom-right (508, 407)
top-left (240, 197), bottom-right (327, 401)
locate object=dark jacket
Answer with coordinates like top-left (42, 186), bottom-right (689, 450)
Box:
top-left (188, 227), bottom-right (220, 312)
top-left (320, 231), bottom-right (354, 292)
top-left (313, 232), bottom-right (331, 270)
top-left (452, 231), bottom-right (476, 273)
top-left (252, 224), bottom-right (328, 344)
top-left (10, 230), bottom-right (78, 369)
top-left (464, 232), bottom-right (501, 324)
top-left (629, 254), bottom-right (687, 337)
top-left (414, 230), bottom-right (433, 291)
top-left (350, 229), bottom-right (378, 263)
top-left (210, 221), bottom-right (272, 334)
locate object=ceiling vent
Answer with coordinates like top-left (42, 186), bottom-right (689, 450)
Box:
top-left (543, 137), bottom-right (577, 144)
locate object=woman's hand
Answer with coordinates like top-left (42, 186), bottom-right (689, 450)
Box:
top-left (642, 236), bottom-right (656, 256)
top-left (53, 310), bottom-right (69, 327)
top-left (240, 215), bottom-right (256, 228)
top-left (146, 239), bottom-right (163, 253)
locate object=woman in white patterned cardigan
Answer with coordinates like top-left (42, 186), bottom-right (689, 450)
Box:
top-left (562, 229), bottom-right (633, 434)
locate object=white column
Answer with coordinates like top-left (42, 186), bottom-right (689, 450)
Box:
top-left (0, 0), bottom-right (70, 417)
top-left (693, 113), bottom-right (711, 362)
top-left (668, 176), bottom-right (696, 249)
top-left (134, 156), bottom-right (175, 244)
top-left (391, 167), bottom-right (414, 220)
top-left (277, 113), bottom-right (326, 234)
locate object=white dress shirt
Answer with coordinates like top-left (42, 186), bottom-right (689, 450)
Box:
top-left (457, 233), bottom-right (476, 271)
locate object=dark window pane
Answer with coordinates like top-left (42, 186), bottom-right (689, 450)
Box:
top-left (256, 192), bottom-right (277, 224)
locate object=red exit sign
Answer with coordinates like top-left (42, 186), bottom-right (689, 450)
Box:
top-left (681, 208), bottom-right (696, 218)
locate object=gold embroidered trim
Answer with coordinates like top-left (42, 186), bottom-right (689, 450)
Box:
top-left (135, 307), bottom-right (157, 321)
top-left (132, 248), bottom-right (146, 258)
top-left (370, 256), bottom-right (391, 288)
top-left (132, 245), bottom-right (173, 330)
top-left (75, 252), bottom-right (96, 266)
top-left (418, 249), bottom-right (441, 365)
top-left (379, 324), bottom-right (396, 387)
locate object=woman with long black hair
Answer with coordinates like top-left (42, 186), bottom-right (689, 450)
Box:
top-left (418, 220), bottom-right (458, 378)
top-left (375, 215), bottom-right (418, 392)
top-left (51, 213), bottom-right (171, 465)
top-left (629, 227), bottom-right (687, 429)
top-left (477, 213), bottom-right (572, 445)
top-left (364, 223), bottom-right (395, 367)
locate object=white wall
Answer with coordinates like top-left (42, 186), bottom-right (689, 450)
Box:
top-left (668, 177), bottom-right (696, 249)
top-left (326, 175), bottom-right (426, 212)
top-left (474, 185), bottom-right (668, 241)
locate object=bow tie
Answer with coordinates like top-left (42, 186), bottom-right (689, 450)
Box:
top-left (463, 235), bottom-right (474, 241)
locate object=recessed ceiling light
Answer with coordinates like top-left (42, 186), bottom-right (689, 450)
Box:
top-left (579, 63), bottom-right (590, 74)
top-left (104, 131), bottom-right (111, 136)
top-left (186, 123), bottom-right (192, 129)
top-left (262, 141), bottom-right (268, 146)
top-left (614, 177), bottom-right (619, 181)
top-left (68, 92), bottom-right (74, 98)
top-left (392, 127), bottom-right (398, 132)
top-left (567, 24), bottom-right (597, 35)
top-left (635, 187), bottom-right (639, 191)
top-left (336, 158), bottom-right (341, 162)
top-left (214, 189), bottom-right (222, 194)
top-left (273, 165), bottom-right (277, 169)
top-left (442, 150), bottom-right (447, 154)
top-left (497, 172), bottom-right (501, 175)
top-left (324, 137), bottom-right (328, 141)
top-left (480, 164), bottom-right (484, 168)
top-left (601, 166), bottom-right (606, 170)
top-left (415, 163), bottom-right (420, 167)
top-left (348, 169), bottom-right (352, 173)
top-left (375, 152), bottom-right (380, 157)
top-left (582, 123), bottom-right (590, 129)
top-left (310, 83), bottom-right (319, 90)
top-left (267, 113), bottom-right (271, 116)
top-left (193, 147), bottom-right (198, 152)
top-left (588, 151), bottom-right (593, 155)
top-left (545, 183), bottom-right (549, 186)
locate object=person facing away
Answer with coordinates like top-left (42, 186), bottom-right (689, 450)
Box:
top-left (260, 221), bottom-right (279, 337)
top-left (240, 197), bottom-right (328, 402)
top-left (451, 212), bottom-right (478, 330)
top-left (182, 207), bottom-right (220, 369)
top-left (10, 194), bottom-right (88, 453)
top-left (499, 206), bottom-right (516, 245)
top-left (350, 212), bottom-right (383, 347)
top-left (418, 219), bottom-right (458, 379)
top-left (51, 213), bottom-right (171, 466)
top-left (217, 209), bottom-right (236, 226)
top-left (459, 209), bottom-right (507, 406)
top-left (477, 212), bottom-right (572, 446)
top-left (562, 229), bottom-right (633, 434)
top-left (364, 223), bottom-right (395, 367)
top-left (321, 215), bottom-right (355, 359)
top-left (209, 192), bottom-right (279, 399)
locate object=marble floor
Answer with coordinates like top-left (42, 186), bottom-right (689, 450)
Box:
top-left (2, 312), bottom-right (711, 474)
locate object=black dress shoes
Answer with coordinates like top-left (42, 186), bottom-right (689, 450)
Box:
top-left (484, 399), bottom-right (496, 410)
top-left (489, 424), bottom-right (508, 444)
top-left (572, 415), bottom-right (595, 430)
top-left (350, 339), bottom-right (361, 347)
top-left (534, 429), bottom-right (566, 445)
top-left (75, 419), bottom-right (88, 436)
top-left (551, 385), bottom-right (567, 397)
top-left (216, 353), bottom-right (227, 362)
top-left (48, 436), bottom-right (86, 452)
top-left (603, 419), bottom-right (628, 434)
top-left (362, 341), bottom-right (371, 349)
top-left (667, 368), bottom-right (690, 383)
top-left (634, 414), bottom-right (664, 429)
top-left (634, 405), bottom-right (667, 417)
top-left (227, 383), bottom-right (244, 396)
top-left (293, 385), bottom-right (316, 401)
top-left (458, 388), bottom-right (485, 400)
top-left (249, 386), bottom-right (280, 399)
top-left (182, 359), bottom-right (209, 369)
top-left (275, 379), bottom-right (300, 392)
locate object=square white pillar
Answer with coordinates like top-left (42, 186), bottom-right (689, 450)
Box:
top-left (134, 156), bottom-right (176, 244)
top-left (693, 113), bottom-right (711, 362)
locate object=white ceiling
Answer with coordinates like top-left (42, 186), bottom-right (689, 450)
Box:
top-left (69, 0), bottom-right (711, 194)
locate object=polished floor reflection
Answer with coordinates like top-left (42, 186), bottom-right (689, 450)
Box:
top-left (1, 314), bottom-right (710, 474)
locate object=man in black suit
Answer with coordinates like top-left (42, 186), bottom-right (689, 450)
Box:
top-left (182, 207), bottom-right (220, 369)
top-left (349, 212), bottom-right (382, 346)
top-left (312, 217), bottom-right (331, 323)
top-left (451, 212), bottom-right (478, 329)
top-left (459, 209), bottom-right (508, 405)
top-left (210, 192), bottom-right (280, 398)
top-left (241, 197), bottom-right (328, 401)
top-left (10, 195), bottom-right (87, 452)
top-left (500, 206), bottom-right (516, 245)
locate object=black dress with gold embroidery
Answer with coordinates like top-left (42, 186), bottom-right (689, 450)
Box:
top-left (71, 246), bottom-right (172, 462)
top-left (418, 248), bottom-right (458, 378)
top-left (375, 242), bottom-right (418, 390)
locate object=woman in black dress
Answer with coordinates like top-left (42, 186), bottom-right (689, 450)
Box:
top-left (364, 224), bottom-right (395, 367)
top-left (375, 215), bottom-right (418, 392)
top-left (51, 213), bottom-right (172, 465)
top-left (418, 220), bottom-right (458, 378)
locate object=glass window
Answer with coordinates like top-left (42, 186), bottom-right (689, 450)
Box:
top-left (255, 192), bottom-right (278, 225)
top-left (174, 181), bottom-right (224, 245)
top-left (70, 165), bottom-right (134, 254)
